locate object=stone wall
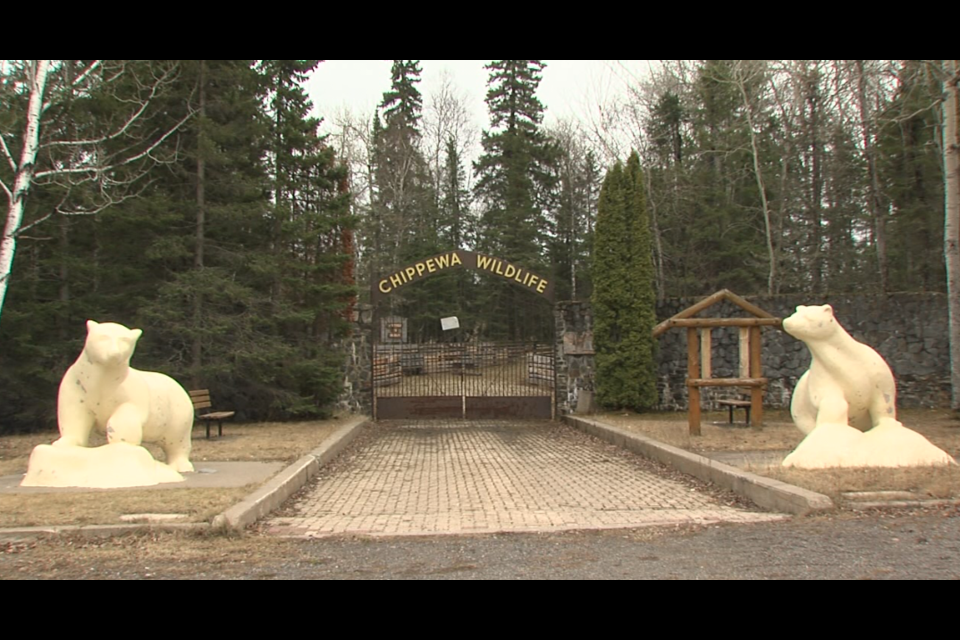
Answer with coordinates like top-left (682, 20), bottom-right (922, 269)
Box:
top-left (555, 301), bottom-right (596, 415)
top-left (338, 304), bottom-right (373, 415)
top-left (556, 293), bottom-right (950, 414)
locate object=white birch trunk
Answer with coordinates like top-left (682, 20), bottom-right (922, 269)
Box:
top-left (0, 61), bottom-right (50, 322)
top-left (943, 60), bottom-right (960, 411)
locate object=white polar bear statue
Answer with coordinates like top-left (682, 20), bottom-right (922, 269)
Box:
top-left (781, 304), bottom-right (955, 468)
top-left (53, 320), bottom-right (195, 473)
top-left (783, 304), bottom-right (896, 435)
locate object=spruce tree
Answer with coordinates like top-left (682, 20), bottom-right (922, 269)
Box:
top-left (256, 60), bottom-right (355, 416)
top-left (370, 61), bottom-right (449, 340)
top-left (592, 152), bottom-right (658, 411)
top-left (474, 60), bottom-right (558, 340)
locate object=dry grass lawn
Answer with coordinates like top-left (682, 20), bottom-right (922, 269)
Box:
top-left (597, 408), bottom-right (960, 502)
top-left (0, 415), bottom-right (356, 529)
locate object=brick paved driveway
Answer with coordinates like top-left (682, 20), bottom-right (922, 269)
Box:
top-left (264, 420), bottom-right (785, 538)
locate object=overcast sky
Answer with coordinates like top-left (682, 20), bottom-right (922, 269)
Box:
top-left (305, 60), bottom-right (653, 134)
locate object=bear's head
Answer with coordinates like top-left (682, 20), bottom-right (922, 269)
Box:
top-left (782, 304), bottom-right (837, 341)
top-left (83, 320), bottom-right (143, 367)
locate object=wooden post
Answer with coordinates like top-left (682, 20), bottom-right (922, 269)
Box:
top-left (739, 327), bottom-right (750, 378)
top-left (700, 328), bottom-right (712, 379)
top-left (687, 327), bottom-right (701, 436)
top-left (750, 326), bottom-right (763, 426)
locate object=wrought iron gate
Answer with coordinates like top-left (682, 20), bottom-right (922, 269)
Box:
top-left (373, 342), bottom-right (555, 420)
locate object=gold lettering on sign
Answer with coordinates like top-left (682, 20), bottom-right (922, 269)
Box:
top-left (377, 251), bottom-right (549, 298)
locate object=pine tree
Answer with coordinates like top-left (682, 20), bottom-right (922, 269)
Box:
top-left (370, 61), bottom-right (449, 340)
top-left (474, 60), bottom-right (558, 340)
top-left (592, 152), bottom-right (658, 411)
top-left (256, 60), bottom-right (356, 416)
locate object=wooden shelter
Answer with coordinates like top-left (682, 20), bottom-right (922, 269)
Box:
top-left (652, 289), bottom-right (782, 435)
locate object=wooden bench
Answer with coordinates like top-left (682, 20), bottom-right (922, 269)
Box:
top-left (716, 398), bottom-right (753, 426)
top-left (189, 389), bottom-right (235, 439)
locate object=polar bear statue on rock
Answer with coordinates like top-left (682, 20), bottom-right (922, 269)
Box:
top-left (781, 304), bottom-right (955, 469)
top-left (21, 320), bottom-right (194, 488)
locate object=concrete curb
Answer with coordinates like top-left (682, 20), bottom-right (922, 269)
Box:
top-left (563, 415), bottom-right (834, 516)
top-left (212, 415), bottom-right (369, 531)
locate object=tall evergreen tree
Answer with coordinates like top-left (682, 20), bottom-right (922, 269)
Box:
top-left (474, 60), bottom-right (558, 340)
top-left (592, 152), bottom-right (658, 411)
top-left (370, 61), bottom-right (449, 340)
top-left (256, 60), bottom-right (355, 416)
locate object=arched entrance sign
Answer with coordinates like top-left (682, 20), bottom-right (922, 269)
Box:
top-left (371, 250), bottom-right (556, 421)
top-left (373, 250), bottom-right (555, 302)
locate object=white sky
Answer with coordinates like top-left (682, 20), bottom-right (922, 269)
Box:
top-left (306, 60), bottom-right (653, 134)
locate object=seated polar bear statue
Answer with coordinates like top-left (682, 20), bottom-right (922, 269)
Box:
top-left (781, 305), bottom-right (954, 468)
top-left (21, 321), bottom-right (194, 488)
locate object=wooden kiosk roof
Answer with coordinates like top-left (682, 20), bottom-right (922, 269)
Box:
top-left (652, 289), bottom-right (781, 337)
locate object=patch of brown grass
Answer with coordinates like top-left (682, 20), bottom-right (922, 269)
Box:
top-left (0, 415), bottom-right (358, 528)
top-left (0, 415), bottom-right (356, 476)
top-left (595, 408), bottom-right (960, 502)
top-left (757, 465), bottom-right (960, 502)
top-left (0, 487), bottom-right (252, 528)
top-left (0, 528), bottom-right (313, 580)
top-left (595, 409), bottom-right (803, 452)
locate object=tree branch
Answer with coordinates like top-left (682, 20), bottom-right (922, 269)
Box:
top-left (34, 107), bottom-right (193, 181)
top-left (71, 60), bottom-right (102, 88)
top-left (0, 134), bottom-right (17, 173)
top-left (42, 64), bottom-right (179, 149)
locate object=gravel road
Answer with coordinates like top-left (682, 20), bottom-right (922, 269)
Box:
top-left (4, 507), bottom-right (958, 579)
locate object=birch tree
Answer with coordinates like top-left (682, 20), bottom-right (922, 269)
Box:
top-left (943, 59), bottom-right (960, 410)
top-left (0, 60), bottom-right (191, 323)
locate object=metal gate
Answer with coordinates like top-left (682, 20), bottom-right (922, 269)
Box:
top-left (373, 342), bottom-right (555, 420)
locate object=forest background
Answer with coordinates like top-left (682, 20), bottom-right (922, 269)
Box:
top-left (1, 60), bottom-right (957, 432)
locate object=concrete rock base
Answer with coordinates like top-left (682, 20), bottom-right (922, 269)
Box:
top-left (783, 420), bottom-right (956, 469)
top-left (21, 442), bottom-right (184, 488)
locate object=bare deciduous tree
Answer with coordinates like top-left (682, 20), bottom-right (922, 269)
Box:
top-left (0, 60), bottom-right (192, 322)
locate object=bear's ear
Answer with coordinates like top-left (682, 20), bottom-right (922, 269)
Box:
top-left (129, 328), bottom-right (143, 342)
top-left (86, 320), bottom-right (99, 333)
top-left (823, 304), bottom-right (834, 315)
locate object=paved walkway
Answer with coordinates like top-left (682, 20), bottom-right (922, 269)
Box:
top-left (264, 420), bottom-right (785, 538)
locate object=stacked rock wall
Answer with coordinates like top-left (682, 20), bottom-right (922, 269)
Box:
top-left (557, 293), bottom-right (950, 414)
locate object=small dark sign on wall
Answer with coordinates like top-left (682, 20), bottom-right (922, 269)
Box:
top-left (381, 316), bottom-right (407, 343)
